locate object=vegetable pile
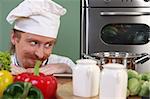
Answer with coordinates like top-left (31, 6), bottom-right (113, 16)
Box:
top-left (14, 60), bottom-right (58, 99)
top-left (0, 51), bottom-right (13, 97)
top-left (127, 69), bottom-right (150, 97)
top-left (0, 51), bottom-right (57, 99)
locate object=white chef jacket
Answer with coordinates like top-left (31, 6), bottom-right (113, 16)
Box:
top-left (11, 54), bottom-right (76, 70)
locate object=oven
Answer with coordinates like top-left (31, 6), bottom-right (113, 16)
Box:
top-left (81, 0), bottom-right (150, 72)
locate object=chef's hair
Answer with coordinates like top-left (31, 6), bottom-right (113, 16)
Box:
top-left (10, 29), bottom-right (23, 54)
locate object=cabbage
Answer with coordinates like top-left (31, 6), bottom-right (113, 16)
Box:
top-left (139, 81), bottom-right (150, 96)
top-left (128, 69), bottom-right (139, 80)
top-left (128, 78), bottom-right (141, 96)
top-left (126, 89), bottom-right (130, 97)
top-left (141, 72), bottom-right (150, 81)
top-left (127, 69), bottom-right (150, 97)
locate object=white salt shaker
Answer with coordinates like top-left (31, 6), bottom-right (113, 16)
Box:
top-left (73, 59), bottom-right (100, 97)
top-left (99, 63), bottom-right (127, 99)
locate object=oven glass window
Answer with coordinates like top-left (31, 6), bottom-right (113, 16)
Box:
top-left (101, 24), bottom-right (150, 45)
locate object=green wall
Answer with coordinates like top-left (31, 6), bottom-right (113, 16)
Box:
top-left (0, 0), bottom-right (23, 51)
top-left (0, 0), bottom-right (80, 62)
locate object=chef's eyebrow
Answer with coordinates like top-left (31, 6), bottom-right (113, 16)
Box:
top-left (26, 38), bottom-right (56, 44)
top-left (45, 40), bottom-right (56, 45)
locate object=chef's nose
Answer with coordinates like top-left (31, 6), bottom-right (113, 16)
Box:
top-left (35, 46), bottom-right (45, 59)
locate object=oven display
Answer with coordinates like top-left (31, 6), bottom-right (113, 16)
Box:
top-left (101, 24), bottom-right (150, 45)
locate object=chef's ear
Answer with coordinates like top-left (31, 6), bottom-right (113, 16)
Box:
top-left (10, 29), bottom-right (21, 44)
top-left (11, 29), bottom-right (16, 45)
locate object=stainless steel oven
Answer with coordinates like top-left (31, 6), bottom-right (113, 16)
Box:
top-left (81, 0), bottom-right (150, 72)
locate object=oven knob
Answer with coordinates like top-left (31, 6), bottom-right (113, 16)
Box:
top-left (104, 0), bottom-right (111, 3)
top-left (144, 0), bottom-right (150, 2)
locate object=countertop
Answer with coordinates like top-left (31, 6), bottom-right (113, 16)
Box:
top-left (56, 76), bottom-right (141, 99)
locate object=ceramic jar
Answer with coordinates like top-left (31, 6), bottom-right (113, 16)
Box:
top-left (99, 63), bottom-right (128, 99)
top-left (73, 59), bottom-right (100, 97)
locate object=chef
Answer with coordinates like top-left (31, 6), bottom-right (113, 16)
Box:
top-left (6, 0), bottom-right (75, 75)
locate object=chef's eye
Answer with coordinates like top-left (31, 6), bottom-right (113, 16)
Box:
top-left (45, 43), bottom-right (53, 48)
top-left (30, 41), bottom-right (38, 46)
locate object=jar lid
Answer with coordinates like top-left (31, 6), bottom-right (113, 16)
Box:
top-left (76, 59), bottom-right (97, 64)
top-left (102, 63), bottom-right (126, 69)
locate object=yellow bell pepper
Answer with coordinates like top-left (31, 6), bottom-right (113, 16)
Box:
top-left (0, 51), bottom-right (13, 96)
top-left (0, 70), bottom-right (13, 96)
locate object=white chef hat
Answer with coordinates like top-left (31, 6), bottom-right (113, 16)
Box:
top-left (6, 0), bottom-right (67, 38)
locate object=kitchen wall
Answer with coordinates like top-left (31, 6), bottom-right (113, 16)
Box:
top-left (0, 0), bottom-right (80, 62)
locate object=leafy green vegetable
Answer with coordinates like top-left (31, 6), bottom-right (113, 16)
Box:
top-left (0, 51), bottom-right (11, 71)
top-left (127, 69), bottom-right (150, 97)
top-left (128, 78), bottom-right (141, 96)
top-left (139, 81), bottom-right (150, 96)
top-left (128, 69), bottom-right (139, 80)
top-left (141, 72), bottom-right (150, 81)
top-left (126, 89), bottom-right (130, 97)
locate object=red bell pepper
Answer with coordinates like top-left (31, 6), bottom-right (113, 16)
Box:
top-left (14, 61), bottom-right (57, 99)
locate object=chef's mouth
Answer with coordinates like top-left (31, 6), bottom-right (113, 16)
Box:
top-left (33, 60), bottom-right (42, 65)
top-left (23, 60), bottom-right (42, 68)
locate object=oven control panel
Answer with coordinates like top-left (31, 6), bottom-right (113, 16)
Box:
top-left (103, 0), bottom-right (150, 3)
top-left (87, 0), bottom-right (150, 7)
top-left (119, 0), bottom-right (150, 3)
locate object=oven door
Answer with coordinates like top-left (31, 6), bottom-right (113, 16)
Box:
top-left (82, 8), bottom-right (150, 55)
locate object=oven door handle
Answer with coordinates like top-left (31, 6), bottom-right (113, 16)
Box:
top-left (100, 12), bottom-right (150, 16)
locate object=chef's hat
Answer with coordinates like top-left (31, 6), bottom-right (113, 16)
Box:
top-left (6, 0), bottom-right (67, 38)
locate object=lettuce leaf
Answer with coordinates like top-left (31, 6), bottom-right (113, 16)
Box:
top-left (0, 51), bottom-right (11, 71)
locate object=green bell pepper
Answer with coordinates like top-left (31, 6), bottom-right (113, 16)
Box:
top-left (2, 82), bottom-right (43, 99)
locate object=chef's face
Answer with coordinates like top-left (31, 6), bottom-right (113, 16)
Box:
top-left (11, 30), bottom-right (56, 68)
